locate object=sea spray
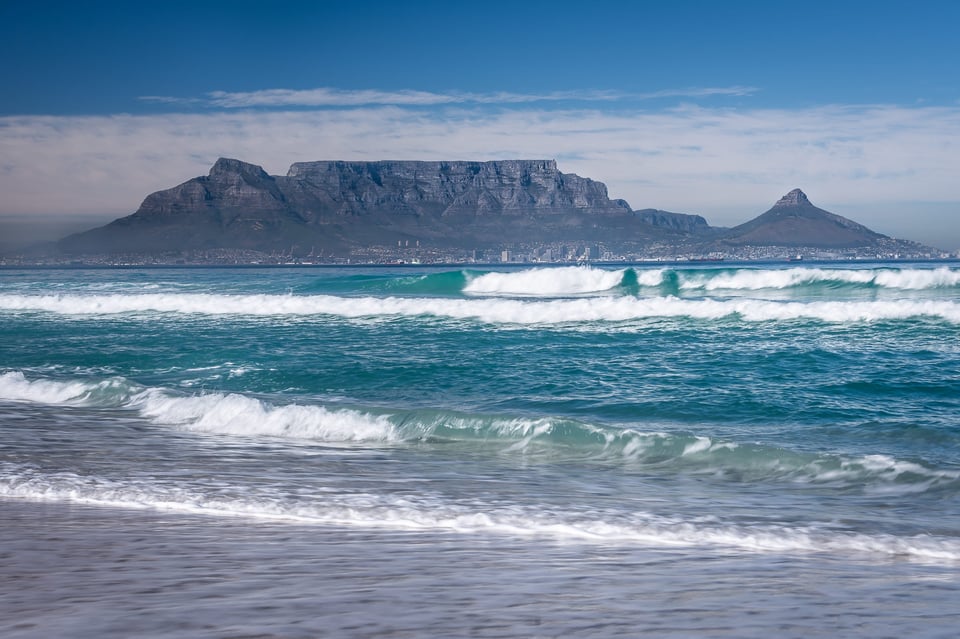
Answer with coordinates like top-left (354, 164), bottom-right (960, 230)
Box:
top-left (464, 266), bottom-right (628, 296)
top-left (4, 371), bottom-right (958, 493)
top-left (677, 266), bottom-right (960, 291)
top-left (0, 370), bottom-right (138, 406)
top-left (3, 292), bottom-right (960, 324)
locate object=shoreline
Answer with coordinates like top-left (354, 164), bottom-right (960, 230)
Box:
top-left (3, 497), bottom-right (957, 639)
top-left (3, 257), bottom-right (960, 271)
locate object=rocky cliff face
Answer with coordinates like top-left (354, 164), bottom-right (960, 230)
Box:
top-left (56, 163), bottom-right (930, 258)
top-left (771, 188), bottom-right (811, 208)
top-left (284, 160), bottom-right (628, 216)
top-left (133, 158), bottom-right (289, 222)
top-left (633, 208), bottom-right (713, 234)
top-left (60, 158), bottom-right (670, 255)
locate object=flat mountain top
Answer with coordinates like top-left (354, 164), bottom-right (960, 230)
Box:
top-left (52, 159), bottom-right (931, 259)
top-left (58, 158), bottom-right (660, 256)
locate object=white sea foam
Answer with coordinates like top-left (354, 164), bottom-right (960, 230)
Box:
top-left (679, 267), bottom-right (960, 291)
top-left (0, 371), bottom-right (92, 404)
top-left (872, 267), bottom-right (960, 289)
top-left (2, 470), bottom-right (957, 563)
top-left (634, 268), bottom-right (666, 287)
top-left (4, 371), bottom-right (957, 497)
top-left (681, 436), bottom-right (713, 456)
top-left (0, 371), bottom-right (397, 442)
top-left (133, 389), bottom-right (398, 441)
top-left (3, 292), bottom-right (959, 325)
top-left (840, 454), bottom-right (960, 494)
top-left (680, 268), bottom-right (873, 290)
top-left (464, 266), bottom-right (626, 296)
top-left (0, 371), bottom-right (134, 406)
top-left (787, 453), bottom-right (960, 495)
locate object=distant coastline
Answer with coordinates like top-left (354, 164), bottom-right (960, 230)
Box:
top-left (4, 257), bottom-right (959, 271)
top-left (38, 159), bottom-right (945, 264)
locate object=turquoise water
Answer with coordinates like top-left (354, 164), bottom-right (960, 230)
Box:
top-left (2, 263), bottom-right (959, 637)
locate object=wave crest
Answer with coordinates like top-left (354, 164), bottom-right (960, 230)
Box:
top-left (2, 468), bottom-right (957, 562)
top-left (4, 372), bottom-right (957, 493)
top-left (678, 266), bottom-right (960, 291)
top-left (135, 390), bottom-right (398, 441)
top-left (3, 292), bottom-right (960, 324)
top-left (0, 371), bottom-right (396, 442)
top-left (464, 266), bottom-right (628, 297)
top-left (0, 371), bottom-right (137, 406)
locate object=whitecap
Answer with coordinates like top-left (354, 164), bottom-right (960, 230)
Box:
top-left (463, 266), bottom-right (626, 297)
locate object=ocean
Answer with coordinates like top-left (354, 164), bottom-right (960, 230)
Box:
top-left (1, 262), bottom-right (958, 638)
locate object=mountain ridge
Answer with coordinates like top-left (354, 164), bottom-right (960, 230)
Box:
top-left (56, 159), bottom-right (930, 259)
top-left (719, 188), bottom-right (887, 248)
top-left (60, 158), bottom-right (694, 255)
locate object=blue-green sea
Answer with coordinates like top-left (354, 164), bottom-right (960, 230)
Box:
top-left (2, 263), bottom-right (959, 638)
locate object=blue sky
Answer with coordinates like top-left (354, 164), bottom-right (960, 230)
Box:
top-left (2, 0), bottom-right (959, 248)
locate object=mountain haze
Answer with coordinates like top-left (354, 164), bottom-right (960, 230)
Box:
top-left (60, 158), bottom-right (694, 256)
top-left (55, 159), bottom-right (931, 259)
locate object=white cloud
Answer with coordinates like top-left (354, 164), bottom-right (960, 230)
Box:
top-left (139, 86), bottom-right (757, 109)
top-left (1, 103), bottom-right (959, 246)
top-left (633, 86), bottom-right (757, 100)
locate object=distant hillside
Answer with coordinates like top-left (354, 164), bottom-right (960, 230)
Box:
top-left (719, 189), bottom-right (887, 248)
top-left (632, 208), bottom-right (715, 234)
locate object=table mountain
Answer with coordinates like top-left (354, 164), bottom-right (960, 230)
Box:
top-left (59, 158), bottom-right (694, 256)
top-left (56, 161), bottom-right (931, 259)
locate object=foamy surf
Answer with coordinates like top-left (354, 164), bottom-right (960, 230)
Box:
top-left (2, 292), bottom-right (960, 324)
top-left (134, 389), bottom-right (399, 441)
top-left (677, 266), bottom-right (960, 291)
top-left (0, 371), bottom-right (397, 443)
top-left (4, 262), bottom-right (960, 636)
top-left (0, 370), bottom-right (137, 406)
top-left (464, 266), bottom-right (628, 296)
top-left (4, 372), bottom-right (957, 494)
top-left (2, 469), bottom-right (957, 563)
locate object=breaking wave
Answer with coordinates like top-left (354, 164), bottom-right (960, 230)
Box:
top-left (0, 370), bottom-right (137, 406)
top-left (290, 265), bottom-right (960, 300)
top-left (2, 291), bottom-right (959, 324)
top-left (677, 266), bottom-right (960, 291)
top-left (4, 371), bottom-right (958, 493)
top-left (0, 371), bottom-right (396, 442)
top-left (2, 466), bottom-right (957, 563)
top-left (464, 266), bottom-right (629, 297)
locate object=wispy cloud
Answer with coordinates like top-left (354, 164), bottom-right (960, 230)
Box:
top-left (139, 86), bottom-right (757, 109)
top-left (2, 102), bottom-right (959, 245)
top-left (633, 86), bottom-right (757, 100)
top-left (138, 95), bottom-right (205, 106)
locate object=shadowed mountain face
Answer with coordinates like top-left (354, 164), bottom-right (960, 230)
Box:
top-left (719, 189), bottom-right (887, 248)
top-left (60, 158), bottom-right (698, 256)
top-left (633, 209), bottom-right (713, 234)
top-left (56, 160), bottom-right (920, 258)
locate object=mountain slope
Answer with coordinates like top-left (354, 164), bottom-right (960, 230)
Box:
top-left (60, 158), bottom-right (691, 256)
top-left (720, 189), bottom-right (887, 248)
